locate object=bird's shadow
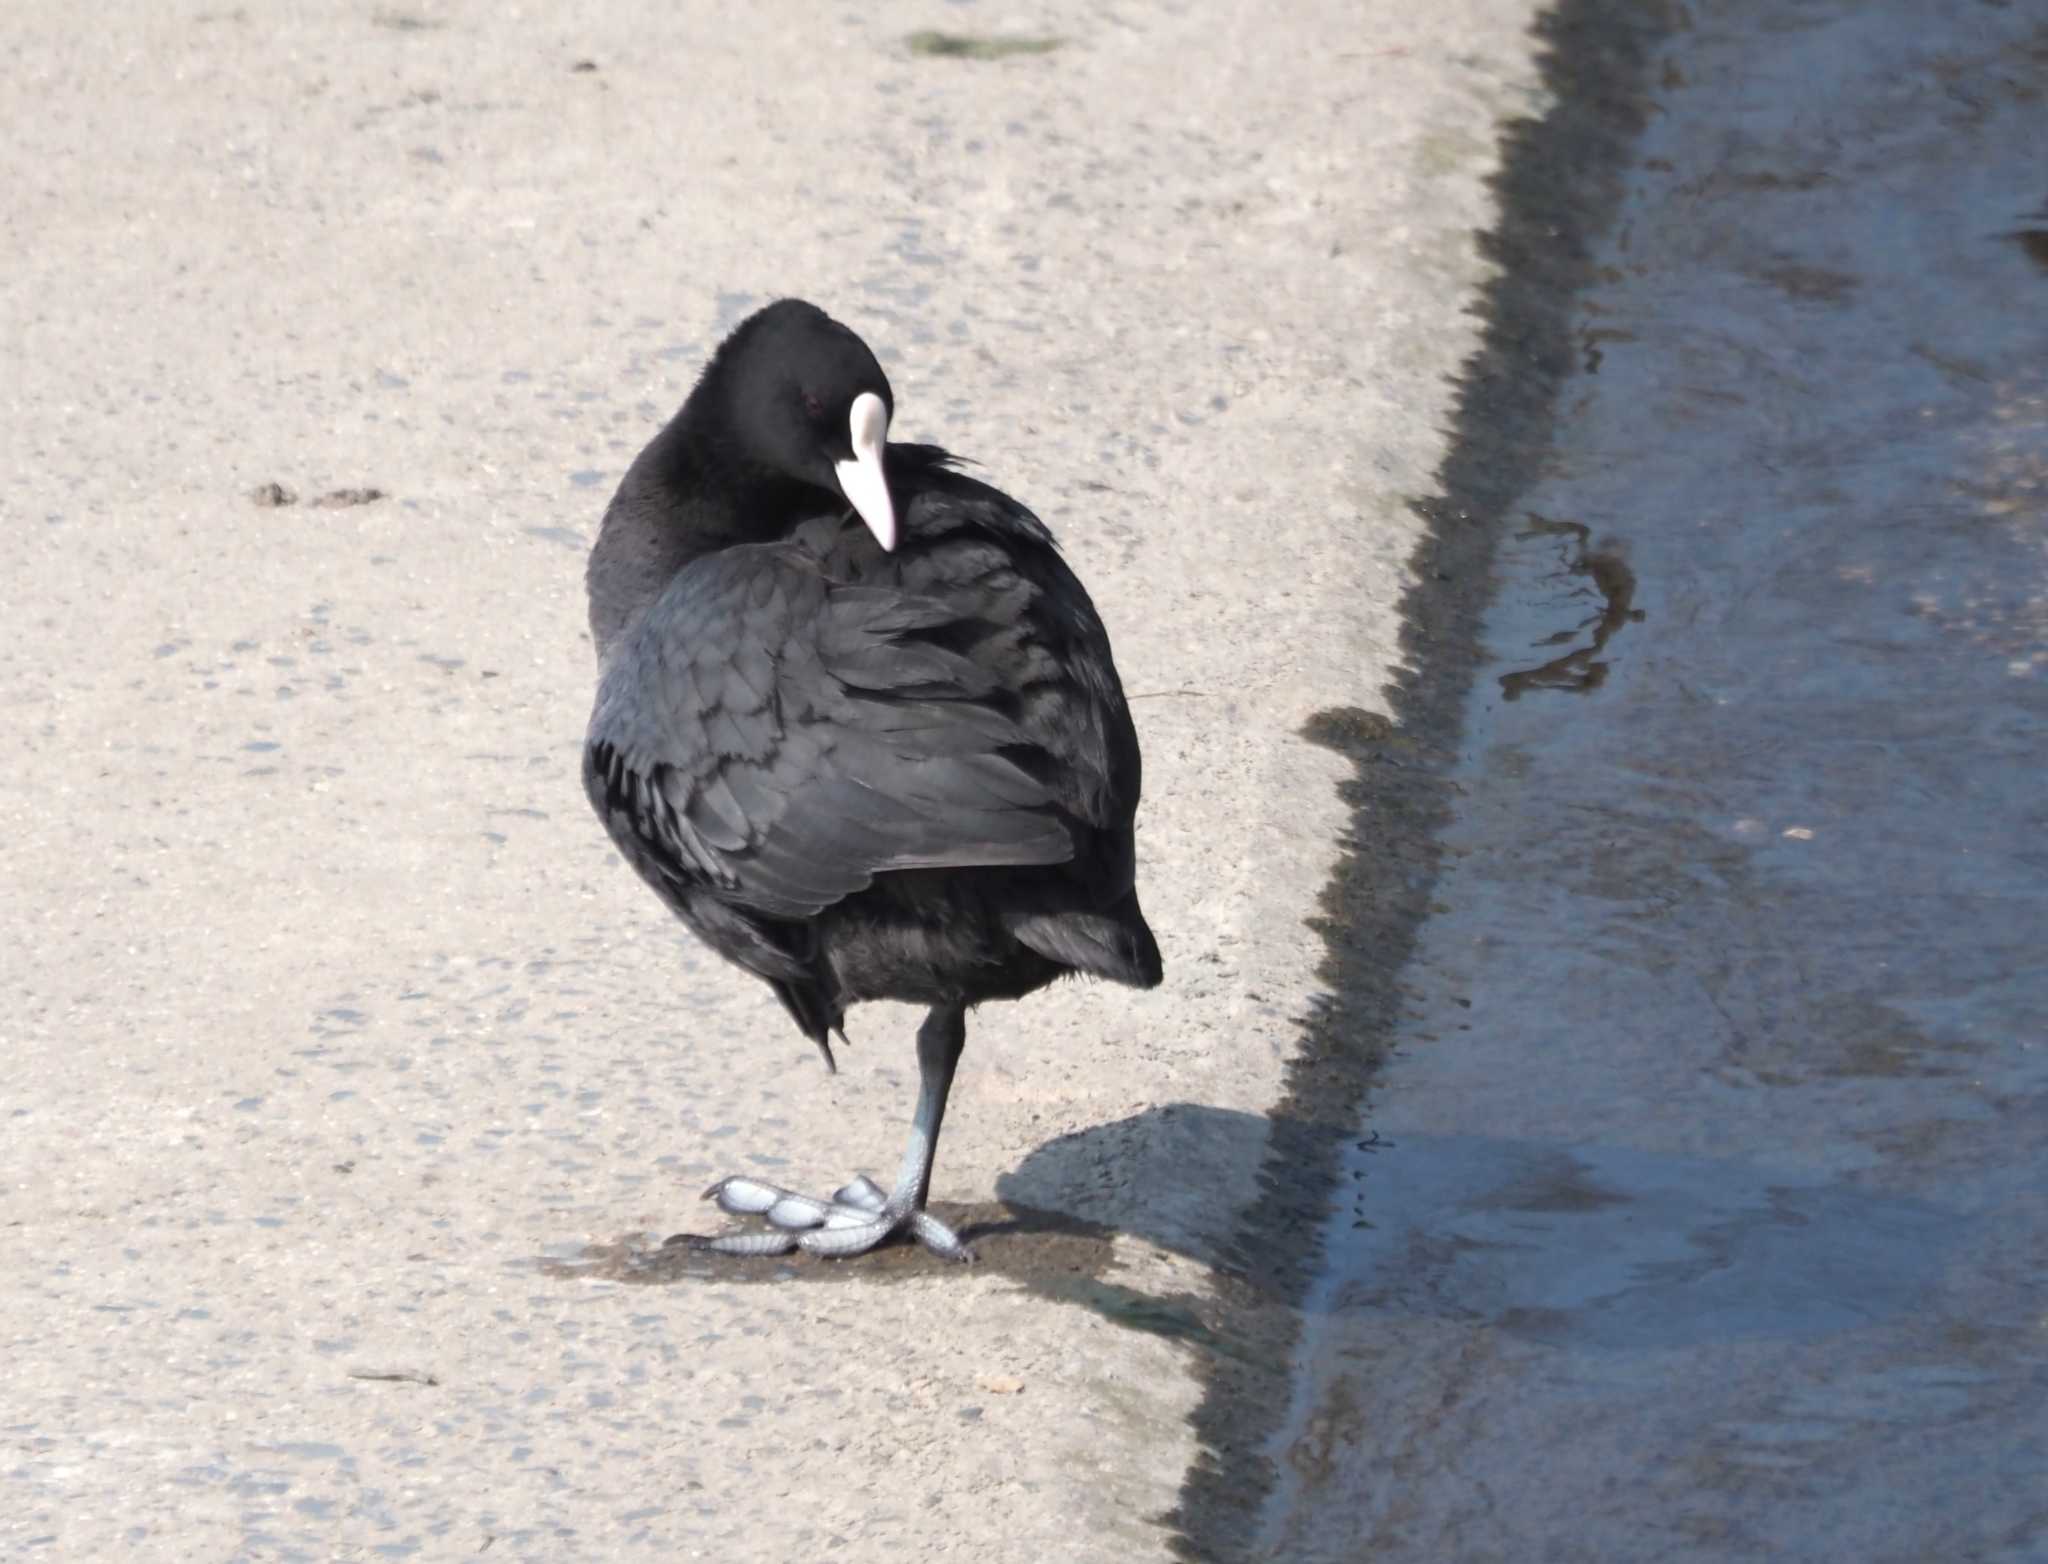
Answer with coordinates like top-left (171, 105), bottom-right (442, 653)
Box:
top-left (541, 1101), bottom-right (1323, 1360)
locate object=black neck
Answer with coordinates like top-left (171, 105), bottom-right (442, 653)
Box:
top-left (586, 413), bottom-right (825, 659)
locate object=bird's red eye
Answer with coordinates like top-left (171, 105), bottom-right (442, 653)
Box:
top-left (800, 390), bottom-right (825, 421)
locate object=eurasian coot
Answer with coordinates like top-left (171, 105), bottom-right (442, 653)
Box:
top-left (583, 299), bottom-right (1160, 1261)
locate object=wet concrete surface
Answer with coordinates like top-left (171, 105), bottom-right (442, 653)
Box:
top-left (1259, 1), bottom-right (2048, 1557)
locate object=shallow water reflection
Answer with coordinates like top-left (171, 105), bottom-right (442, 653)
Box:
top-left (1321, 1134), bottom-right (1952, 1350)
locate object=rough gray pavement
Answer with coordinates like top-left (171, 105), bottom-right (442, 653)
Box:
top-left (1260, 1), bottom-right (2048, 1557)
top-left (1, 2), bottom-right (1544, 1559)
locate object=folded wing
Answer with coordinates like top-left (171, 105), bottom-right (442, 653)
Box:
top-left (585, 540), bottom-right (1076, 923)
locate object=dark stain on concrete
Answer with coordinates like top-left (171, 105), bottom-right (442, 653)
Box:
top-left (542, 1202), bottom-right (1116, 1290)
top-left (1499, 514), bottom-right (1645, 699)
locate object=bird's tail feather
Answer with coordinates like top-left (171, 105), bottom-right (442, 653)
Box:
top-left (1008, 894), bottom-right (1162, 989)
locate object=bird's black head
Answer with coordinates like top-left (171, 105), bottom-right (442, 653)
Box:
top-left (693, 299), bottom-right (899, 549)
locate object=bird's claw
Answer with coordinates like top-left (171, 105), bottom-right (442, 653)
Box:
top-left (682, 1173), bottom-right (976, 1262)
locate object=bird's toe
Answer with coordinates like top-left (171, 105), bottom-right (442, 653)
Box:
top-left (685, 1171), bottom-right (972, 1262)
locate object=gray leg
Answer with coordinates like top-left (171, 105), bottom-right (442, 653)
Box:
top-left (688, 1004), bottom-right (976, 1263)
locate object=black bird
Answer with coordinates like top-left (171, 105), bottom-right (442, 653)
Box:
top-left (582, 299), bottom-right (1162, 1261)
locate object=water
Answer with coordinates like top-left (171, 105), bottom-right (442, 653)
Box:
top-left (1262, 1), bottom-right (2048, 1556)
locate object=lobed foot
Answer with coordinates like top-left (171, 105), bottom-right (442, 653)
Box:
top-left (681, 1173), bottom-right (975, 1263)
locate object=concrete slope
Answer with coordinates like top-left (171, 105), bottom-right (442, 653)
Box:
top-left (0, 3), bottom-right (1541, 1559)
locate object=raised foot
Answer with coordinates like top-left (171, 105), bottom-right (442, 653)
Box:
top-left (681, 1174), bottom-right (976, 1263)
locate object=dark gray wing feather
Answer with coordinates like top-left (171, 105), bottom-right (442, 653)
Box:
top-left (586, 542), bottom-right (1074, 922)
